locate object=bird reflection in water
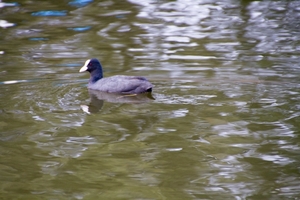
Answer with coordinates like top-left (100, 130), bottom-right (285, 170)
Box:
top-left (81, 89), bottom-right (155, 114)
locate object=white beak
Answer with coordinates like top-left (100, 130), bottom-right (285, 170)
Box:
top-left (79, 59), bottom-right (90, 72)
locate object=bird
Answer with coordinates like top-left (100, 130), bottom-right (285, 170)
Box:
top-left (79, 58), bottom-right (153, 94)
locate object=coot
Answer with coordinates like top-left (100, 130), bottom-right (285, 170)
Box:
top-left (79, 58), bottom-right (153, 94)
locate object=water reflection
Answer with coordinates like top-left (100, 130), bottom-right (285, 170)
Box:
top-left (80, 89), bottom-right (155, 114)
top-left (68, 0), bottom-right (93, 8)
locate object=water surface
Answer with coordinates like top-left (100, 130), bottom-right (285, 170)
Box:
top-left (1, 0), bottom-right (300, 199)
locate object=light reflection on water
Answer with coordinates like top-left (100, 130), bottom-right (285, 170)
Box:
top-left (0, 0), bottom-right (300, 199)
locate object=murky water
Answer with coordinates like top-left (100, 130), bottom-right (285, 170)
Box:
top-left (1, 0), bottom-right (300, 199)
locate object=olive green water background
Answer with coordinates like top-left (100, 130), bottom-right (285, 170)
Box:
top-left (1, 0), bottom-right (300, 199)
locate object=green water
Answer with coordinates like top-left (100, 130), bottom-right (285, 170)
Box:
top-left (0, 0), bottom-right (300, 199)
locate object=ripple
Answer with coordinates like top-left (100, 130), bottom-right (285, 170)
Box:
top-left (99, 10), bottom-right (131, 17)
top-left (66, 136), bottom-right (97, 145)
top-left (0, 1), bottom-right (18, 8)
top-left (165, 36), bottom-right (190, 43)
top-left (214, 121), bottom-right (249, 137)
top-left (164, 55), bottom-right (216, 60)
top-left (0, 20), bottom-right (15, 28)
top-left (155, 93), bottom-right (216, 105)
top-left (68, 26), bottom-right (91, 32)
top-left (171, 108), bottom-right (189, 118)
top-left (0, 80), bottom-right (29, 85)
top-left (31, 10), bottom-right (68, 17)
top-left (29, 37), bottom-right (49, 41)
top-left (68, 0), bottom-right (93, 7)
top-left (259, 155), bottom-right (294, 165)
top-left (257, 98), bottom-right (277, 104)
top-left (166, 148), bottom-right (182, 152)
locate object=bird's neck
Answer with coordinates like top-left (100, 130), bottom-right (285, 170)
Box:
top-left (89, 70), bottom-right (103, 83)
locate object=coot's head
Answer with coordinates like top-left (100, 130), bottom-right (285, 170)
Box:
top-left (79, 58), bottom-right (102, 73)
top-left (79, 58), bottom-right (103, 82)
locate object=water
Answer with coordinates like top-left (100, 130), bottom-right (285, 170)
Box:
top-left (1, 0), bottom-right (300, 199)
